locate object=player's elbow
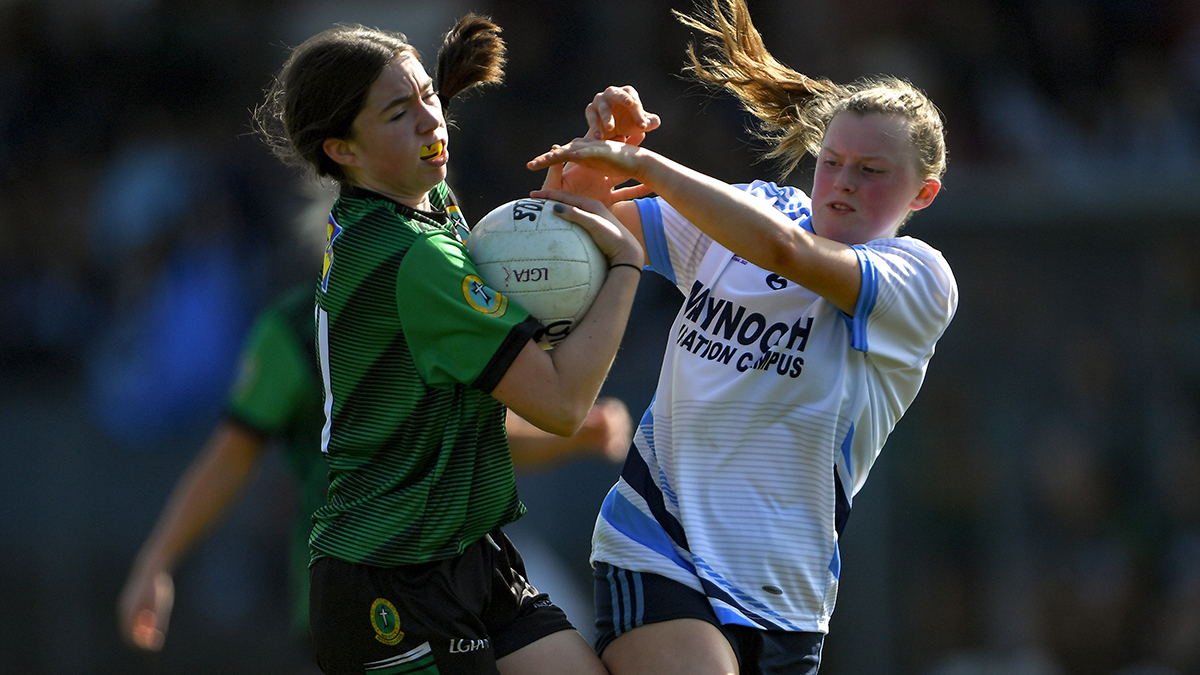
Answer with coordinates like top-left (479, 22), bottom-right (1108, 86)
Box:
top-left (526, 401), bottom-right (589, 437)
top-left (498, 388), bottom-right (589, 436)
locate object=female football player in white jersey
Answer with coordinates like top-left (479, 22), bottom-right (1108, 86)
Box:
top-left (528, 1), bottom-right (958, 673)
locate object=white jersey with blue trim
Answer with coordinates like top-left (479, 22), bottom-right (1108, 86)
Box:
top-left (591, 180), bottom-right (957, 633)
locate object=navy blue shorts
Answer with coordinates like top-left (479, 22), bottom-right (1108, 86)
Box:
top-left (594, 562), bottom-right (824, 675)
top-left (309, 528), bottom-right (574, 675)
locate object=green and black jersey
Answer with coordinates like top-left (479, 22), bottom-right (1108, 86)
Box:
top-left (313, 182), bottom-right (542, 567)
top-left (225, 284), bottom-right (326, 635)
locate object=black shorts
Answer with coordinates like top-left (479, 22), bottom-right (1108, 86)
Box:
top-left (310, 528), bottom-right (575, 675)
top-left (593, 562), bottom-right (825, 675)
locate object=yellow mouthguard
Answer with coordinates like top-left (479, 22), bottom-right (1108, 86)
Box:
top-left (420, 141), bottom-right (444, 160)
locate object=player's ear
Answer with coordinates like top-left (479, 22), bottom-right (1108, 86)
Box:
top-left (909, 177), bottom-right (941, 212)
top-left (323, 137), bottom-right (359, 168)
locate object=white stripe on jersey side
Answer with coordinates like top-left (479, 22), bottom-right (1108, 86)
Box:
top-left (603, 479), bottom-right (694, 573)
top-left (692, 555), bottom-right (803, 630)
top-left (598, 396), bottom-right (846, 628)
top-left (317, 306), bottom-right (333, 454)
top-left (364, 642), bottom-right (433, 670)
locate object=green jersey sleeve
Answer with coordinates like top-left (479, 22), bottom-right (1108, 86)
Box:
top-left (227, 302), bottom-right (314, 434)
top-left (395, 231), bottom-right (539, 392)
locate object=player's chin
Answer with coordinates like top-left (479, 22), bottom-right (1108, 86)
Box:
top-left (418, 161), bottom-right (448, 184)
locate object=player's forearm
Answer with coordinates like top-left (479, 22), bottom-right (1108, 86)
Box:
top-left (633, 151), bottom-right (861, 312)
top-left (522, 266), bottom-right (640, 435)
top-left (505, 410), bottom-right (586, 468)
top-left (134, 422), bottom-right (263, 573)
top-left (636, 152), bottom-right (801, 261)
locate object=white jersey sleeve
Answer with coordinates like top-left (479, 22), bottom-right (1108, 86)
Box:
top-left (635, 196), bottom-right (712, 289)
top-left (636, 179), bottom-right (814, 290)
top-left (841, 237), bottom-right (958, 495)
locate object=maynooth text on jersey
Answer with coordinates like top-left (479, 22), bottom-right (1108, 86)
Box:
top-left (679, 280), bottom-right (814, 378)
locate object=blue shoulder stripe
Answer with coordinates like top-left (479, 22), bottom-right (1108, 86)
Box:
top-left (844, 245), bottom-right (878, 352)
top-left (737, 181), bottom-right (814, 228)
top-left (636, 198), bottom-right (675, 284)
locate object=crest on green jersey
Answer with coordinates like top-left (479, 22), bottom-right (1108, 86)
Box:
top-left (462, 275), bottom-right (508, 316)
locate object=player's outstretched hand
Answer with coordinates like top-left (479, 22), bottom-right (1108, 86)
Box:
top-left (538, 138), bottom-right (652, 207)
top-left (580, 396), bottom-right (635, 463)
top-left (537, 191), bottom-right (643, 268)
top-left (530, 139), bottom-right (645, 190)
top-left (505, 396), bottom-right (634, 468)
top-left (117, 566), bottom-right (175, 651)
top-left (587, 85), bottom-right (660, 143)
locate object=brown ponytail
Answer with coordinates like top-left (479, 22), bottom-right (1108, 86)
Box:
top-left (676, 0), bottom-right (946, 182)
top-left (435, 14), bottom-right (506, 106)
top-left (676, 0), bottom-right (845, 177)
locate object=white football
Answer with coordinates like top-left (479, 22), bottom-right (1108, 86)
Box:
top-left (466, 198), bottom-right (607, 348)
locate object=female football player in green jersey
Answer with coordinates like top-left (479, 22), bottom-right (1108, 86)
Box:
top-left (254, 15), bottom-right (644, 675)
top-left (117, 197), bottom-right (634, 663)
top-left (116, 280), bottom-right (632, 660)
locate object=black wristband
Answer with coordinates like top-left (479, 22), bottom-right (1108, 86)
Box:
top-left (608, 263), bottom-right (643, 274)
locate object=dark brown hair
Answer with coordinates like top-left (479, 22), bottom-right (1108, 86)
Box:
top-left (254, 15), bottom-right (505, 182)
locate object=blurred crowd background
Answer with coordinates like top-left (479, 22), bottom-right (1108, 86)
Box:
top-left (2, 0), bottom-right (1199, 673)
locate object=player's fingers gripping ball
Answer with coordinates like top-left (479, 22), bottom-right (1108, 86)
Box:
top-left (466, 198), bottom-right (607, 349)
